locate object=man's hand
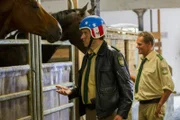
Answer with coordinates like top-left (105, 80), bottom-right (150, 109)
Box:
top-left (113, 115), bottom-right (123, 120)
top-left (56, 85), bottom-right (72, 96)
top-left (155, 104), bottom-right (163, 118)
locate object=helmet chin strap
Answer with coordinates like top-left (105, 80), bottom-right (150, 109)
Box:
top-left (87, 36), bottom-right (94, 53)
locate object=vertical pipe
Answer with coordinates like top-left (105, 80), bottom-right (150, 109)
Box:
top-left (133, 9), bottom-right (147, 31)
top-left (71, 45), bottom-right (76, 120)
top-left (30, 34), bottom-right (37, 120)
top-left (39, 36), bottom-right (43, 120)
top-left (35, 35), bottom-right (40, 120)
top-left (35, 35), bottom-right (43, 120)
top-left (90, 0), bottom-right (100, 16)
top-left (150, 9), bottom-right (153, 32)
top-left (158, 9), bottom-right (161, 34)
top-left (34, 0), bottom-right (42, 119)
top-left (157, 9), bottom-right (161, 54)
top-left (28, 33), bottom-right (32, 120)
top-left (95, 0), bottom-right (100, 16)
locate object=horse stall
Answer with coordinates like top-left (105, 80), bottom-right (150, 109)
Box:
top-left (0, 35), bottom-right (75, 120)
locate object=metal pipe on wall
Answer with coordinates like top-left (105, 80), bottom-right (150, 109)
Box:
top-left (133, 9), bottom-right (147, 31)
top-left (90, 0), bottom-right (100, 16)
top-left (150, 9), bottom-right (153, 32)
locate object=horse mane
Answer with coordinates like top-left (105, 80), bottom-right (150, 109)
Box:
top-left (51, 9), bottom-right (82, 28)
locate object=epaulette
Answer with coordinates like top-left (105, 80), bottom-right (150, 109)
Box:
top-left (156, 54), bottom-right (163, 60)
top-left (111, 46), bottom-right (120, 52)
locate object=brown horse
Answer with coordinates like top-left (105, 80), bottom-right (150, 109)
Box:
top-left (0, 0), bottom-right (62, 43)
top-left (0, 3), bottom-right (95, 67)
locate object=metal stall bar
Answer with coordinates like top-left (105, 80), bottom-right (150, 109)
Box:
top-left (35, 36), bottom-right (43, 120)
top-left (71, 45), bottom-right (76, 120)
top-left (29, 34), bottom-right (38, 120)
top-left (0, 91), bottom-right (31, 102)
top-left (0, 64), bottom-right (30, 71)
top-left (44, 103), bottom-right (74, 115)
top-left (0, 39), bottom-right (29, 44)
top-left (41, 40), bottom-right (71, 45)
top-left (35, 0), bottom-right (43, 118)
top-left (17, 116), bottom-right (32, 120)
top-left (29, 34), bottom-right (44, 120)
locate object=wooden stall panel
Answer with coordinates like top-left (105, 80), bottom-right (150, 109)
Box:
top-left (50, 46), bottom-right (71, 62)
top-left (42, 63), bottom-right (71, 120)
top-left (0, 68), bottom-right (30, 120)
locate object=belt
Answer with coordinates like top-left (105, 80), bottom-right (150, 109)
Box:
top-left (85, 104), bottom-right (95, 110)
top-left (140, 98), bottom-right (161, 104)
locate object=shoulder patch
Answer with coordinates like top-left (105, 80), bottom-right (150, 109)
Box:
top-left (161, 67), bottom-right (168, 75)
top-left (118, 56), bottom-right (124, 66)
top-left (156, 54), bottom-right (163, 61)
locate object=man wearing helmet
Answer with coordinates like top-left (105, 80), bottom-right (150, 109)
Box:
top-left (56, 15), bottom-right (133, 120)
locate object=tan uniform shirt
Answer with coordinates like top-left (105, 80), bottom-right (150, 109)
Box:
top-left (81, 43), bottom-right (103, 104)
top-left (135, 50), bottom-right (174, 101)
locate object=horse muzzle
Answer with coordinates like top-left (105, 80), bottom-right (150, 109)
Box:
top-left (46, 23), bottom-right (62, 43)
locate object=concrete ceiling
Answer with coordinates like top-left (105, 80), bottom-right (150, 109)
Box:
top-left (79, 0), bottom-right (180, 11)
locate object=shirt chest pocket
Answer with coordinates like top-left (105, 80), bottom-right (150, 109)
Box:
top-left (142, 67), bottom-right (156, 76)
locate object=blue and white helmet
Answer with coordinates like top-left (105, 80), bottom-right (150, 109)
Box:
top-left (79, 15), bottom-right (106, 39)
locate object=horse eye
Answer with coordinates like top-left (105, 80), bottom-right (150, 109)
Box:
top-left (32, 2), bottom-right (39, 9)
top-left (33, 5), bottom-right (39, 9)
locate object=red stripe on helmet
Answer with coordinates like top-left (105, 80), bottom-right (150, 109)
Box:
top-left (98, 25), bottom-right (104, 36)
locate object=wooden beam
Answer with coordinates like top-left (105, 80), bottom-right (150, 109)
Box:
top-left (72, 0), bottom-right (78, 8)
top-left (154, 41), bottom-right (162, 47)
top-left (151, 32), bottom-right (161, 39)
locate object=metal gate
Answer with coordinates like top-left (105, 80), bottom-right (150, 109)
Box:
top-left (0, 34), bottom-right (75, 120)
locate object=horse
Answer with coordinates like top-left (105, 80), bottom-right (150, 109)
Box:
top-left (0, 3), bottom-right (95, 67)
top-left (0, 0), bottom-right (62, 43)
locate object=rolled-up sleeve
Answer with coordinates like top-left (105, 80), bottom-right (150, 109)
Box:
top-left (159, 60), bottom-right (174, 92)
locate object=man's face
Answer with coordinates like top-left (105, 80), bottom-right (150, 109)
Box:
top-left (136, 36), bottom-right (152, 57)
top-left (81, 28), bottom-right (91, 47)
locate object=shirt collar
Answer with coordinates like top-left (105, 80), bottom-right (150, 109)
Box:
top-left (87, 42), bottom-right (103, 55)
top-left (140, 50), bottom-right (156, 61)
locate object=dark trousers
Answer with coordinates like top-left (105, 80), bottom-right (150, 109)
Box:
top-left (86, 108), bottom-right (116, 120)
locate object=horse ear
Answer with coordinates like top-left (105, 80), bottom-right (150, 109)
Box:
top-left (80, 2), bottom-right (88, 15)
top-left (88, 6), bottom-right (96, 15)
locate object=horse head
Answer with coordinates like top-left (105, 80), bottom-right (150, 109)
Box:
top-left (1, 4), bottom-right (96, 66)
top-left (52, 3), bottom-right (95, 53)
top-left (0, 0), bottom-right (62, 43)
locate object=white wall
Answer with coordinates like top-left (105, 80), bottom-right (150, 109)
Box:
top-left (79, 0), bottom-right (180, 11)
top-left (101, 8), bottom-right (180, 93)
top-left (160, 8), bottom-right (180, 93)
top-left (101, 11), bottom-right (138, 26)
top-left (41, 0), bottom-right (67, 13)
